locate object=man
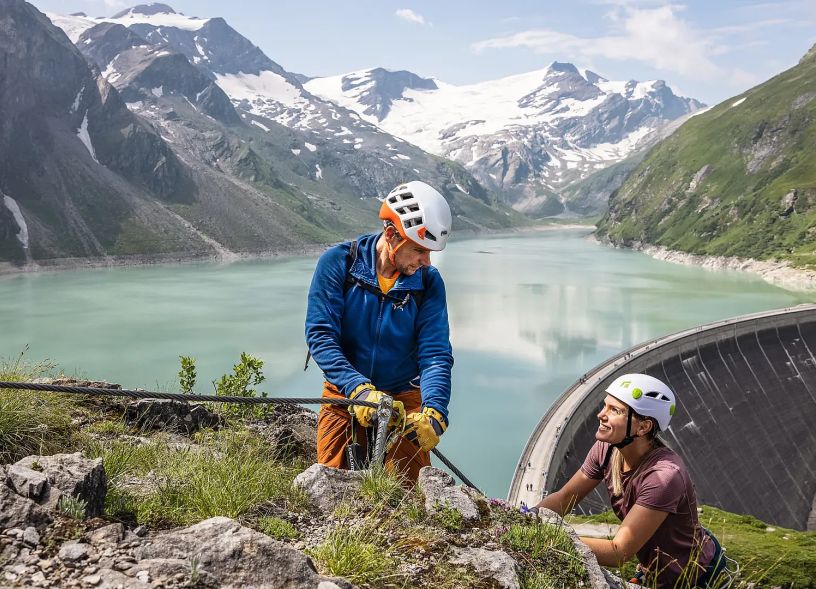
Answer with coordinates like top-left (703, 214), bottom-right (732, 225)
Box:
top-left (305, 180), bottom-right (454, 482)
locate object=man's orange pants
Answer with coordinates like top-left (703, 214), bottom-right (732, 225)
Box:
top-left (316, 382), bottom-right (431, 483)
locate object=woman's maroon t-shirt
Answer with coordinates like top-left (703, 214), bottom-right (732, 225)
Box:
top-left (581, 441), bottom-right (715, 588)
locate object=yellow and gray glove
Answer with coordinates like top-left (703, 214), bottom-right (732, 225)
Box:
top-left (404, 407), bottom-right (447, 451)
top-left (349, 384), bottom-right (405, 429)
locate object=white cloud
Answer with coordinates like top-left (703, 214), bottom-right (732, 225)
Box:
top-left (395, 8), bottom-right (427, 26)
top-left (473, 4), bottom-right (723, 79)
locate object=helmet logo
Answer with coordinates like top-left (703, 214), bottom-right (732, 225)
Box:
top-left (632, 388), bottom-right (643, 399)
top-left (620, 381), bottom-right (631, 388)
top-left (417, 227), bottom-right (427, 239)
top-left (669, 404), bottom-right (676, 416)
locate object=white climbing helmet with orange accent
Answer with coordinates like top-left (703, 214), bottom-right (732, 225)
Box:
top-left (379, 181), bottom-right (452, 251)
top-left (605, 373), bottom-right (676, 431)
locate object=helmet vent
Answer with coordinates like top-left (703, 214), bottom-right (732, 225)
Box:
top-left (403, 216), bottom-right (423, 228)
top-left (645, 391), bottom-right (670, 401)
top-left (400, 192), bottom-right (414, 201)
top-left (425, 230), bottom-right (437, 242)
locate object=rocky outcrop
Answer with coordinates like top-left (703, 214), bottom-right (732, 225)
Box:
top-left (417, 466), bottom-right (483, 522)
top-left (10, 453), bottom-right (107, 517)
top-left (124, 399), bottom-right (224, 434)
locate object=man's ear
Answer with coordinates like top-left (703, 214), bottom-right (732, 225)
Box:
top-left (384, 225), bottom-right (401, 245)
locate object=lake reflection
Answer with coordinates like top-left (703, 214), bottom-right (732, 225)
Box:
top-left (0, 228), bottom-right (812, 497)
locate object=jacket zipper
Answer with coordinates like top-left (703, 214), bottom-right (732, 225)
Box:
top-left (369, 296), bottom-right (385, 378)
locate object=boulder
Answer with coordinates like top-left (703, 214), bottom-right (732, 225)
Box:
top-left (5, 464), bottom-right (48, 499)
top-left (0, 485), bottom-right (51, 530)
top-left (14, 453), bottom-right (106, 517)
top-left (134, 517), bottom-right (354, 589)
top-left (88, 523), bottom-right (125, 546)
top-left (417, 467), bottom-right (480, 522)
top-left (293, 463), bottom-right (363, 512)
top-left (449, 547), bottom-right (520, 589)
top-left (125, 399), bottom-right (223, 434)
top-left (91, 568), bottom-right (151, 589)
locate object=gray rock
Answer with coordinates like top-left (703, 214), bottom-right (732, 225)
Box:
top-left (449, 547), bottom-right (520, 589)
top-left (417, 467), bottom-right (480, 522)
top-left (5, 465), bottom-right (48, 499)
top-left (21, 526), bottom-right (39, 546)
top-left (58, 541), bottom-right (91, 562)
top-left (93, 568), bottom-right (151, 588)
top-left (127, 558), bottom-right (219, 588)
top-left (88, 523), bottom-right (125, 545)
top-left (0, 485), bottom-right (51, 530)
top-left (125, 400), bottom-right (223, 435)
top-left (14, 453), bottom-right (107, 517)
top-left (134, 516), bottom-right (354, 588)
top-left (132, 525), bottom-right (147, 537)
top-left (293, 463), bottom-right (363, 512)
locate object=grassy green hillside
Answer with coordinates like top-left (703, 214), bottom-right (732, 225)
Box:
top-left (596, 45), bottom-right (816, 270)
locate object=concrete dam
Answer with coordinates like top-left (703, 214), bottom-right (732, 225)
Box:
top-left (508, 304), bottom-right (816, 531)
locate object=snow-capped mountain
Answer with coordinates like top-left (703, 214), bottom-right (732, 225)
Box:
top-left (306, 64), bottom-right (705, 214)
top-left (0, 2), bottom-right (523, 266)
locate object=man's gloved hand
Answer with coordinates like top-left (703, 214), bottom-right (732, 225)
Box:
top-left (349, 384), bottom-right (405, 428)
top-left (404, 407), bottom-right (447, 451)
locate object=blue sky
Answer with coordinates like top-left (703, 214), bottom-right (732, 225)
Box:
top-left (32, 0), bottom-right (816, 105)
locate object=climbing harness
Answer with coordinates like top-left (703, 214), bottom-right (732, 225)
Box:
top-left (0, 381), bottom-right (479, 493)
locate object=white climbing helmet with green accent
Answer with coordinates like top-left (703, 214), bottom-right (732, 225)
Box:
top-left (605, 373), bottom-right (676, 431)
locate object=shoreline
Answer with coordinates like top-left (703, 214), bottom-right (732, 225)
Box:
top-left (594, 236), bottom-right (816, 294)
top-left (0, 222), bottom-right (593, 279)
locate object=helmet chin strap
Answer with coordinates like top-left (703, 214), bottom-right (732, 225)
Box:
top-left (387, 238), bottom-right (408, 267)
top-left (612, 407), bottom-right (636, 449)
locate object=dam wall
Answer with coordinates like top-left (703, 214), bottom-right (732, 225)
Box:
top-left (509, 304), bottom-right (816, 531)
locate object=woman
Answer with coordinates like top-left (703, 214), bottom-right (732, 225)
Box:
top-left (535, 374), bottom-right (725, 588)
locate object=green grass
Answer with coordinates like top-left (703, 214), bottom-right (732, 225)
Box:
top-left (0, 352), bottom-right (77, 463)
top-left (500, 521), bottom-right (590, 588)
top-left (359, 465), bottom-right (406, 508)
top-left (433, 503), bottom-right (466, 532)
top-left (88, 429), bottom-right (309, 526)
top-left (308, 525), bottom-right (398, 587)
top-left (85, 419), bottom-right (129, 436)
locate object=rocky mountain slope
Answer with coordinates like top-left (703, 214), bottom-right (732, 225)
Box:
top-left (306, 64), bottom-right (704, 216)
top-left (0, 2), bottom-right (521, 268)
top-left (595, 44), bottom-right (816, 270)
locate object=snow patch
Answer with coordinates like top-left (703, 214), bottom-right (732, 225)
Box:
top-left (315, 164), bottom-right (323, 180)
top-left (70, 86), bottom-right (84, 114)
top-left (250, 120), bottom-right (270, 132)
top-left (126, 101), bottom-right (144, 110)
top-left (76, 111), bottom-right (99, 163)
top-left (151, 86), bottom-right (164, 98)
top-left (2, 195), bottom-right (29, 249)
top-left (304, 142), bottom-right (317, 152)
top-left (731, 97), bottom-right (747, 107)
top-left (103, 10), bottom-right (209, 31)
top-left (394, 153), bottom-right (410, 160)
top-left (291, 148), bottom-right (301, 155)
top-left (46, 12), bottom-right (96, 43)
top-left (215, 71), bottom-right (302, 108)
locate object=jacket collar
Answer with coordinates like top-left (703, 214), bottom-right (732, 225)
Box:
top-left (349, 232), bottom-right (425, 291)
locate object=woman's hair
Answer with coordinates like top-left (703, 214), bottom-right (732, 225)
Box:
top-left (610, 414), bottom-right (666, 497)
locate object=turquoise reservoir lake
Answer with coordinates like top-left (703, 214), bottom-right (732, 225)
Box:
top-left (1, 228), bottom-right (812, 497)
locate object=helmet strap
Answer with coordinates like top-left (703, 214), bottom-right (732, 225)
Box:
top-left (387, 238), bottom-right (408, 267)
top-left (612, 407), bottom-right (636, 449)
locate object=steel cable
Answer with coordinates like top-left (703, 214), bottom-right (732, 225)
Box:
top-left (0, 381), bottom-right (480, 492)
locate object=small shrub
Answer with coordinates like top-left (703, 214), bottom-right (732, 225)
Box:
top-left (212, 353), bottom-right (269, 419)
top-left (308, 525), bottom-right (396, 586)
top-left (257, 516), bottom-right (300, 540)
top-left (434, 503), bottom-right (465, 532)
top-left (178, 356), bottom-right (197, 394)
top-left (58, 496), bottom-right (88, 520)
